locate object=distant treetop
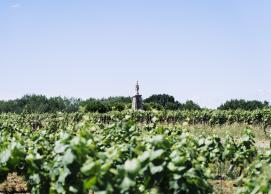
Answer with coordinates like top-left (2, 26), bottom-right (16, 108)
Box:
top-left (218, 99), bottom-right (269, 110)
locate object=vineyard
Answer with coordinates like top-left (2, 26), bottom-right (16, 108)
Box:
top-left (1, 110), bottom-right (271, 193)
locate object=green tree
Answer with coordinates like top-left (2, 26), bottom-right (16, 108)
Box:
top-left (80, 100), bottom-right (110, 113)
top-left (218, 99), bottom-right (269, 110)
top-left (182, 100), bottom-right (201, 110)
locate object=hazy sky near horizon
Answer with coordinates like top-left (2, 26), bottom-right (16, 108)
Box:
top-left (1, 0), bottom-right (271, 108)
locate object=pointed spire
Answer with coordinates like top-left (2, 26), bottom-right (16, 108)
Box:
top-left (135, 81), bottom-right (139, 95)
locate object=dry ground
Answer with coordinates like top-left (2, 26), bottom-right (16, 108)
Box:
top-left (0, 173), bottom-right (28, 194)
top-left (211, 180), bottom-right (237, 194)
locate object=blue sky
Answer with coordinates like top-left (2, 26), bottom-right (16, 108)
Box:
top-left (1, 0), bottom-right (271, 108)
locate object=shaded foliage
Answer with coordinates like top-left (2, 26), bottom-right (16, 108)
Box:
top-left (0, 95), bottom-right (80, 113)
top-left (0, 95), bottom-right (132, 114)
top-left (4, 94), bottom-right (269, 113)
top-left (144, 94), bottom-right (201, 110)
top-left (218, 99), bottom-right (269, 111)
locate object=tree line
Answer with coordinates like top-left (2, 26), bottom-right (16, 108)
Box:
top-left (0, 94), bottom-right (269, 113)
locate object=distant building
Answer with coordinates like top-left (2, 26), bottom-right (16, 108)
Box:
top-left (132, 81), bottom-right (143, 110)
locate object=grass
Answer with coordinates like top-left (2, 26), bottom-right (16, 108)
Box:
top-left (159, 123), bottom-right (270, 146)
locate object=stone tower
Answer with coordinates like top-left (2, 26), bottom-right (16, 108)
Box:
top-left (132, 81), bottom-right (143, 110)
